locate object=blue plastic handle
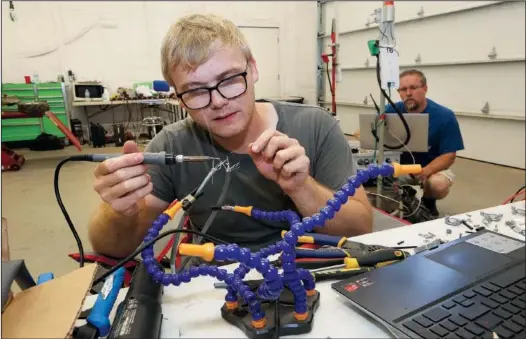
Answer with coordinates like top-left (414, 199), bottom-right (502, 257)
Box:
top-left (86, 267), bottom-right (125, 337)
top-left (37, 272), bottom-right (54, 285)
top-left (306, 232), bottom-right (345, 247)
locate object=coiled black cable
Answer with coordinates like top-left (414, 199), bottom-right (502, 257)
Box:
top-left (373, 53), bottom-right (412, 150)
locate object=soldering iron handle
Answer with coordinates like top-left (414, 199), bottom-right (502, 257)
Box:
top-left (86, 267), bottom-right (125, 337)
top-left (91, 152), bottom-right (167, 165)
top-left (282, 230), bottom-right (343, 247)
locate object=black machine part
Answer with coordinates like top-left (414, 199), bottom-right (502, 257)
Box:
top-left (113, 124), bottom-right (125, 147)
top-left (107, 264), bottom-right (163, 339)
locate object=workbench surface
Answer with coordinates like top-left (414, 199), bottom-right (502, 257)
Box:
top-left (81, 201), bottom-right (525, 338)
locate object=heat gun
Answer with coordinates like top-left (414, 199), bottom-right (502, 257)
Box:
top-left (107, 264), bottom-right (163, 338)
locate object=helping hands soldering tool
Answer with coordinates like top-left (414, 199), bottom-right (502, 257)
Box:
top-left (88, 152), bottom-right (219, 165)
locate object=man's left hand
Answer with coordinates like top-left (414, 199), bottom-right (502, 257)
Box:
top-left (248, 129), bottom-right (310, 194)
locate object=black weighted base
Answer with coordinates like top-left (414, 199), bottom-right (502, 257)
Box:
top-left (220, 284), bottom-right (320, 339)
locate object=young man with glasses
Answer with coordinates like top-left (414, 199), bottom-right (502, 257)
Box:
top-left (87, 14), bottom-right (372, 258)
top-left (386, 69), bottom-right (464, 217)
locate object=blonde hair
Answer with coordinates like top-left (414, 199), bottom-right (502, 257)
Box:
top-left (161, 14), bottom-right (253, 88)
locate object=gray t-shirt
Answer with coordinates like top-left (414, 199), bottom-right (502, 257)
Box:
top-left (145, 101), bottom-right (356, 251)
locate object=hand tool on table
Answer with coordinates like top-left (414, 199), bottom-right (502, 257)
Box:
top-left (277, 248), bottom-right (410, 270)
top-left (88, 152), bottom-right (219, 165)
top-left (73, 267), bottom-right (125, 339)
top-left (281, 231), bottom-right (394, 254)
top-left (214, 267), bottom-right (375, 288)
top-left (413, 239), bottom-right (444, 254)
top-left (311, 267), bottom-right (374, 282)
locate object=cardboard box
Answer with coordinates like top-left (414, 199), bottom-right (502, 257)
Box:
top-left (2, 263), bottom-right (97, 338)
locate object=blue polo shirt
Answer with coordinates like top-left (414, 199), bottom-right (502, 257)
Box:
top-left (385, 99), bottom-right (464, 167)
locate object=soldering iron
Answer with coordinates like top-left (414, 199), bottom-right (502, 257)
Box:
top-left (54, 151), bottom-right (219, 269)
top-left (88, 152), bottom-right (218, 165)
top-left (107, 264), bottom-right (164, 339)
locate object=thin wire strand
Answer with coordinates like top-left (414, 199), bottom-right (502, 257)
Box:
top-left (386, 129), bottom-right (415, 164)
top-left (397, 184), bottom-right (423, 218)
top-left (366, 191), bottom-right (407, 208)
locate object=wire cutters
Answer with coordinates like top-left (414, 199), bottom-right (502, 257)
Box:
top-left (285, 248), bottom-right (409, 270)
top-left (281, 230), bottom-right (391, 253)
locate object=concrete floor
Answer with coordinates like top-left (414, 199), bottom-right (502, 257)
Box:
top-left (2, 145), bottom-right (524, 280)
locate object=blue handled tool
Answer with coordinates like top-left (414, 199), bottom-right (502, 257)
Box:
top-left (37, 272), bottom-right (54, 285)
top-left (281, 230), bottom-right (346, 247)
top-left (73, 267), bottom-right (125, 339)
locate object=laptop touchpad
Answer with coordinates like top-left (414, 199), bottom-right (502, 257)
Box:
top-left (426, 242), bottom-right (515, 278)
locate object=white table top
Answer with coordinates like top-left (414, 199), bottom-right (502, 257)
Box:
top-left (72, 99), bottom-right (179, 107)
top-left (81, 201), bottom-right (525, 338)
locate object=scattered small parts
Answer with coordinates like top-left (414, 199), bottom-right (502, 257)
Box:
top-left (446, 229), bottom-right (452, 235)
top-left (505, 219), bottom-right (526, 236)
top-left (511, 205), bottom-right (525, 216)
top-left (397, 240), bottom-right (405, 245)
top-left (418, 232), bottom-right (435, 239)
top-left (444, 215), bottom-right (465, 226)
top-left (480, 211), bottom-right (503, 222)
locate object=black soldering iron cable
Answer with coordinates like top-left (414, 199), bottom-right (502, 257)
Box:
top-left (54, 155), bottom-right (94, 268)
top-left (93, 228), bottom-right (229, 286)
top-left (373, 54), bottom-right (412, 149)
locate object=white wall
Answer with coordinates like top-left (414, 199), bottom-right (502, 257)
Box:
top-left (320, 1), bottom-right (525, 169)
top-left (1, 1), bottom-right (318, 124)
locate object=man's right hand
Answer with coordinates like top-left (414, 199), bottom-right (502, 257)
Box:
top-left (93, 141), bottom-right (153, 216)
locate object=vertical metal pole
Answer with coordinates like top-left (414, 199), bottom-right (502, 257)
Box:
top-left (316, 1), bottom-right (325, 105)
top-left (331, 19), bottom-right (337, 114)
top-left (376, 92), bottom-right (385, 209)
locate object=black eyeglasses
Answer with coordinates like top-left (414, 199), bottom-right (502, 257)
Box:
top-left (398, 85), bottom-right (424, 93)
top-left (176, 67), bottom-right (248, 110)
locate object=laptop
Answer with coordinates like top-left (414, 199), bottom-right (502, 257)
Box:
top-left (359, 113), bottom-right (429, 153)
top-left (332, 229), bottom-right (525, 339)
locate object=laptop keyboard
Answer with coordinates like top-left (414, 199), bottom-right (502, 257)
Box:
top-left (402, 268), bottom-right (525, 338)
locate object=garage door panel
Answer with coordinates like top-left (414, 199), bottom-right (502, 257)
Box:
top-left (457, 117), bottom-right (525, 169)
top-left (323, 1), bottom-right (506, 37)
top-left (326, 1), bottom-right (379, 33)
top-left (392, 1), bottom-right (501, 24)
top-left (324, 69), bottom-right (380, 106)
top-left (324, 1), bottom-right (524, 68)
top-left (325, 62), bottom-right (525, 118)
